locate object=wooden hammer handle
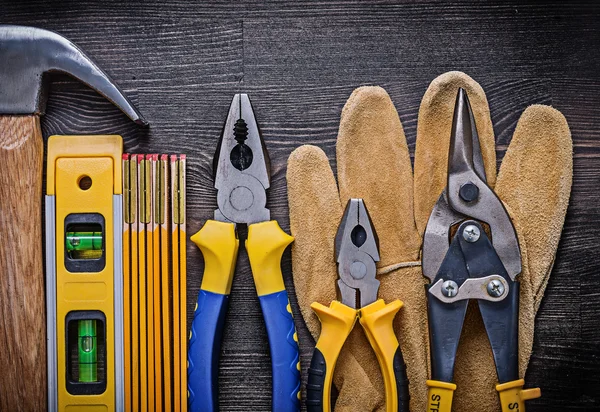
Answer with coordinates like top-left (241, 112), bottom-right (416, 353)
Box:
top-left (0, 115), bottom-right (46, 411)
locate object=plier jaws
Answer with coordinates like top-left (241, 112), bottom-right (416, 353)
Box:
top-left (306, 199), bottom-right (409, 412)
top-left (214, 93), bottom-right (270, 225)
top-left (335, 198), bottom-right (380, 309)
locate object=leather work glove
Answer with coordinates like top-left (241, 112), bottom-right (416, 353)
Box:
top-left (286, 71), bottom-right (572, 411)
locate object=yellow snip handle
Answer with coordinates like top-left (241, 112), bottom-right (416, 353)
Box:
top-left (359, 299), bottom-right (408, 412)
top-left (305, 301), bottom-right (357, 412)
top-left (426, 380), bottom-right (456, 412)
top-left (496, 379), bottom-right (541, 412)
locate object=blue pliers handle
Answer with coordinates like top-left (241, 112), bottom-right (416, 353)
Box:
top-left (188, 219), bottom-right (300, 412)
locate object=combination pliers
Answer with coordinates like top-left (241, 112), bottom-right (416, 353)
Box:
top-left (422, 88), bottom-right (541, 412)
top-left (306, 198), bottom-right (410, 412)
top-left (188, 94), bottom-right (301, 412)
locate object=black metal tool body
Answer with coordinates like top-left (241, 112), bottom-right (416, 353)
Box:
top-left (422, 88), bottom-right (540, 412)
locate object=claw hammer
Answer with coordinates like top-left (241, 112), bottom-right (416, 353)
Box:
top-left (0, 25), bottom-right (145, 410)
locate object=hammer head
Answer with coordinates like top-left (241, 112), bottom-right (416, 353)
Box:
top-left (0, 25), bottom-right (146, 124)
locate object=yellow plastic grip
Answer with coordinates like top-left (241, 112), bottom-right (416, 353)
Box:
top-left (359, 299), bottom-right (403, 412)
top-left (246, 220), bottom-right (294, 296)
top-left (496, 379), bottom-right (541, 412)
top-left (311, 301), bottom-right (358, 412)
top-left (190, 220), bottom-right (239, 295)
top-left (426, 380), bottom-right (456, 412)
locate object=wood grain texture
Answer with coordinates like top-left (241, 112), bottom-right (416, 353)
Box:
top-left (0, 115), bottom-right (46, 411)
top-left (0, 1), bottom-right (599, 410)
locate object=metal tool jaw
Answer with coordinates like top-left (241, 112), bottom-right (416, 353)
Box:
top-left (0, 25), bottom-right (146, 123)
top-left (423, 88), bottom-right (522, 302)
top-left (423, 88), bottom-right (522, 384)
top-left (335, 198), bottom-right (380, 310)
top-left (214, 94), bottom-right (271, 225)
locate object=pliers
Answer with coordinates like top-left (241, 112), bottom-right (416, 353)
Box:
top-left (306, 198), bottom-right (410, 412)
top-left (188, 94), bottom-right (301, 412)
top-left (422, 88), bottom-right (541, 412)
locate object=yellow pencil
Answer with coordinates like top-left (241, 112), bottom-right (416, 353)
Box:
top-left (122, 155), bottom-right (132, 412)
top-left (177, 155), bottom-right (187, 412)
top-left (160, 155), bottom-right (172, 410)
top-left (138, 156), bottom-right (148, 412)
top-left (145, 155), bottom-right (155, 412)
top-left (171, 155), bottom-right (181, 412)
top-left (152, 155), bottom-right (163, 411)
top-left (130, 155), bottom-right (140, 412)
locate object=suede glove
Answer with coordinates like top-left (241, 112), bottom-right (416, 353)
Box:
top-left (287, 71), bottom-right (572, 411)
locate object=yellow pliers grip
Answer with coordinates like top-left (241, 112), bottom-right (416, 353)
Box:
top-left (188, 220), bottom-right (238, 410)
top-left (247, 220), bottom-right (301, 410)
top-left (247, 220), bottom-right (294, 296)
top-left (496, 379), bottom-right (541, 412)
top-left (359, 299), bottom-right (409, 412)
top-left (306, 301), bottom-right (358, 412)
top-left (192, 219), bottom-right (239, 295)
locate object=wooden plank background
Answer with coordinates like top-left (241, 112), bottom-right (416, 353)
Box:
top-left (2, 1), bottom-right (599, 410)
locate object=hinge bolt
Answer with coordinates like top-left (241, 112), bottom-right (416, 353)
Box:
top-left (463, 225), bottom-right (480, 243)
top-left (441, 280), bottom-right (459, 297)
top-left (459, 182), bottom-right (479, 202)
top-left (487, 279), bottom-right (505, 297)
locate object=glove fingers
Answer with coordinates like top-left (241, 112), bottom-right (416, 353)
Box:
top-left (336, 86), bottom-right (421, 263)
top-left (287, 145), bottom-right (342, 340)
top-left (496, 105), bottom-right (573, 308)
top-left (414, 71), bottom-right (497, 235)
top-left (495, 106), bottom-right (572, 375)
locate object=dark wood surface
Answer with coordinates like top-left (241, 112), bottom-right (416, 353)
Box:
top-left (2, 1), bottom-right (599, 410)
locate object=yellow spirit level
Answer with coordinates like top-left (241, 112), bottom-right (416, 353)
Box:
top-left (45, 135), bottom-right (124, 411)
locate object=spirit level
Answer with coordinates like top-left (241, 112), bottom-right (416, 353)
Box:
top-left (46, 135), bottom-right (124, 411)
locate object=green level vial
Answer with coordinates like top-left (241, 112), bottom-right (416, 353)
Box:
top-left (78, 320), bottom-right (98, 383)
top-left (66, 232), bottom-right (102, 252)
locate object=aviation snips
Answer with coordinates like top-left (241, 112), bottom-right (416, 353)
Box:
top-left (188, 94), bottom-right (300, 412)
top-left (422, 88), bottom-right (541, 412)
